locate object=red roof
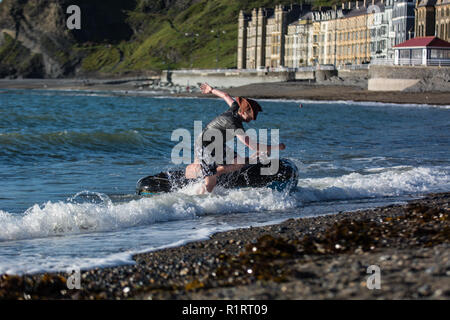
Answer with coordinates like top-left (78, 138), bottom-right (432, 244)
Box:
top-left (394, 37), bottom-right (450, 48)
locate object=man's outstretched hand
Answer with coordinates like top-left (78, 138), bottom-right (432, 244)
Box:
top-left (279, 143), bottom-right (286, 151)
top-left (200, 83), bottom-right (235, 107)
top-left (200, 83), bottom-right (213, 94)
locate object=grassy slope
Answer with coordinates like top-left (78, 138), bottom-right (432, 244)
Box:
top-left (0, 0), bottom-right (338, 76)
top-left (80, 0), bottom-right (338, 74)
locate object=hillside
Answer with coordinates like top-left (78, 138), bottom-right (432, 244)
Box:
top-left (0, 0), bottom-right (338, 78)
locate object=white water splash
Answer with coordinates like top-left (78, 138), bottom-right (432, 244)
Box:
top-left (296, 166), bottom-right (449, 202)
top-left (0, 166), bottom-right (448, 242)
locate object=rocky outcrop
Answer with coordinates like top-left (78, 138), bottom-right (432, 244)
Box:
top-left (0, 0), bottom-right (77, 77)
top-left (0, 32), bottom-right (45, 78)
top-left (0, 0), bottom-right (141, 78)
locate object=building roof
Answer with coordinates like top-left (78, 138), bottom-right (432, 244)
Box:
top-left (343, 6), bottom-right (367, 18)
top-left (288, 9), bottom-right (314, 25)
top-left (394, 36), bottom-right (450, 48)
top-left (343, 0), bottom-right (386, 19)
top-left (417, 0), bottom-right (437, 7)
top-left (368, 1), bottom-right (386, 13)
top-left (436, 0), bottom-right (450, 5)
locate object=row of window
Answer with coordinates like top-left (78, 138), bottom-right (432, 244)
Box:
top-left (285, 27), bottom-right (391, 44)
top-left (437, 7), bottom-right (450, 18)
top-left (283, 40), bottom-right (391, 56)
top-left (370, 40), bottom-right (387, 52)
top-left (251, 33), bottom-right (399, 56)
top-left (437, 22), bottom-right (450, 40)
top-left (416, 23), bottom-right (426, 37)
top-left (415, 7), bottom-right (447, 20)
top-left (398, 48), bottom-right (450, 59)
top-left (392, 5), bottom-right (415, 19)
top-left (285, 43), bottom-right (373, 57)
top-left (336, 30), bottom-right (371, 41)
top-left (336, 44), bottom-right (368, 55)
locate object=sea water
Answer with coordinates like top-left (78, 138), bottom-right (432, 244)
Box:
top-left (0, 89), bottom-right (449, 274)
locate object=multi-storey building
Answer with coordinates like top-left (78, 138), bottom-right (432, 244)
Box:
top-left (238, 4), bottom-right (303, 69)
top-left (237, 10), bottom-right (249, 69)
top-left (265, 5), bottom-right (303, 68)
top-left (265, 5), bottom-right (286, 68)
top-left (326, 15), bottom-right (340, 65)
top-left (413, 0), bottom-right (449, 42)
top-left (311, 17), bottom-right (321, 65)
top-left (435, 0), bottom-right (450, 41)
top-left (286, 7), bottom-right (342, 67)
top-left (336, 2), bottom-right (374, 65)
top-left (317, 9), bottom-right (339, 65)
top-left (285, 11), bottom-right (313, 68)
top-left (243, 8), bottom-right (270, 69)
top-left (368, 1), bottom-right (389, 60)
top-left (392, 0), bottom-right (416, 45)
top-left (415, 0), bottom-right (437, 37)
top-left (384, 0), bottom-right (396, 59)
top-left (238, 0), bottom-right (426, 68)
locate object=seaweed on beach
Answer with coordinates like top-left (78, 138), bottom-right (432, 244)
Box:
top-left (212, 201), bottom-right (449, 287)
top-left (0, 274), bottom-right (67, 300)
top-left (298, 203), bottom-right (449, 255)
top-left (215, 234), bottom-right (299, 283)
top-left (300, 219), bottom-right (382, 254)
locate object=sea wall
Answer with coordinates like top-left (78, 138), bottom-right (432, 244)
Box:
top-left (162, 69), bottom-right (338, 87)
top-left (368, 65), bottom-right (450, 92)
top-left (163, 69), bottom-right (343, 86)
top-left (316, 69), bottom-right (339, 81)
top-left (162, 65), bottom-right (450, 92)
top-left (295, 70), bottom-right (315, 80)
top-left (162, 70), bottom-right (295, 88)
top-left (337, 69), bottom-right (369, 82)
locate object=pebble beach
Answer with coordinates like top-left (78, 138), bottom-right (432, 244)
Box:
top-left (1, 192), bottom-right (448, 300)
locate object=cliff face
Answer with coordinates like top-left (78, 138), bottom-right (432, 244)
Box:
top-left (0, 0), bottom-right (143, 78)
top-left (0, 0), bottom-right (67, 77)
top-left (0, 0), bottom-right (331, 78)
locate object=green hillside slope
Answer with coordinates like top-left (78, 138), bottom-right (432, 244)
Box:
top-left (93, 0), bottom-right (341, 72)
top-left (0, 0), bottom-right (339, 78)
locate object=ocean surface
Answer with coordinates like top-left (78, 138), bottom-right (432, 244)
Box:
top-left (0, 88), bottom-right (449, 274)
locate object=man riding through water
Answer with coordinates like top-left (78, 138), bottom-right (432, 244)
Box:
top-left (185, 83), bottom-right (286, 194)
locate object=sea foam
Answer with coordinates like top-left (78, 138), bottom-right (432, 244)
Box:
top-left (296, 166), bottom-right (449, 202)
top-left (0, 165), bottom-right (447, 242)
top-left (0, 186), bottom-right (294, 242)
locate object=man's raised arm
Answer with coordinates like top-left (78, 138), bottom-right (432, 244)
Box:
top-left (200, 83), bottom-right (235, 107)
